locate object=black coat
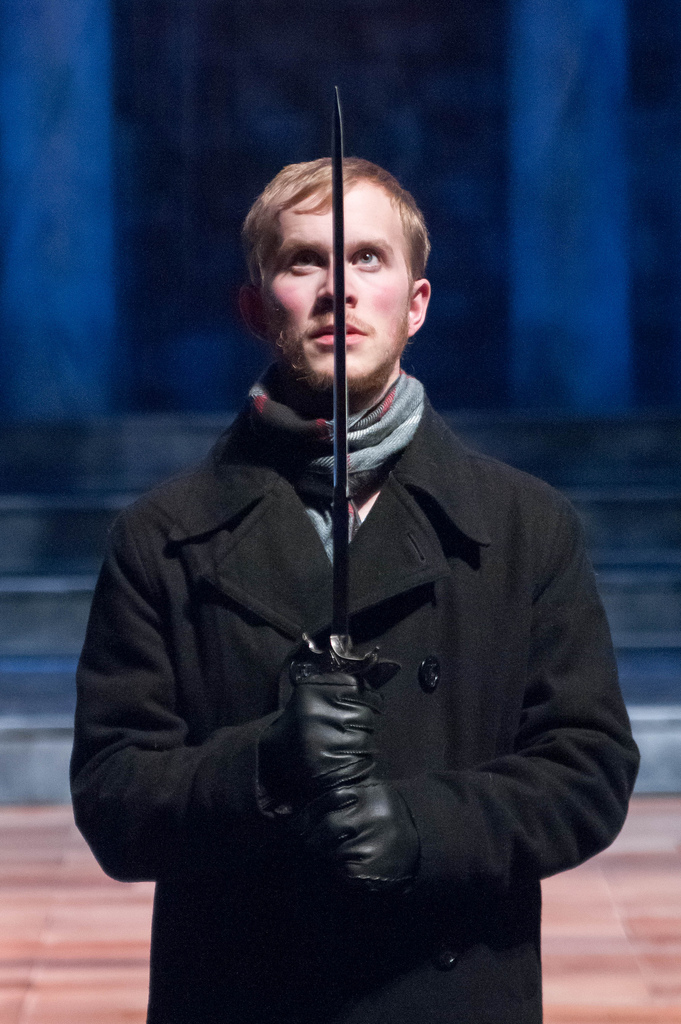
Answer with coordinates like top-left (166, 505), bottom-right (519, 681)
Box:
top-left (71, 401), bottom-right (639, 1024)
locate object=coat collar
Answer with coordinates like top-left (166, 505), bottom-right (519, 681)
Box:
top-left (162, 398), bottom-right (491, 641)
top-left (166, 399), bottom-right (491, 548)
top-left (165, 409), bottom-right (283, 543)
top-left (391, 399), bottom-right (492, 547)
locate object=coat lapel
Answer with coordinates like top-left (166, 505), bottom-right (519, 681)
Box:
top-left (303, 474), bottom-right (452, 638)
top-left (203, 477), bottom-right (333, 641)
top-left (200, 471), bottom-right (452, 642)
top-left (171, 399), bottom-right (491, 642)
top-left (391, 401), bottom-right (492, 547)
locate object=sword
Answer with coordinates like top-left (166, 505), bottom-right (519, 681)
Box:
top-left (298, 88), bottom-right (399, 689)
top-left (331, 85), bottom-right (350, 649)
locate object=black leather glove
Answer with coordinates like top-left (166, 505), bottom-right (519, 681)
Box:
top-left (258, 673), bottom-right (383, 813)
top-left (292, 780), bottom-right (420, 894)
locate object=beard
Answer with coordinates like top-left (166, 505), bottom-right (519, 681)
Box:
top-left (271, 311), bottom-right (411, 412)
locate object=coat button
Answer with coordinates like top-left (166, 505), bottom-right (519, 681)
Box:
top-left (418, 656), bottom-right (440, 693)
top-left (289, 660), bottom-right (316, 685)
top-left (432, 946), bottom-right (459, 971)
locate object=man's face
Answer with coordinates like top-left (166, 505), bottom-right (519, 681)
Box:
top-left (252, 181), bottom-right (430, 409)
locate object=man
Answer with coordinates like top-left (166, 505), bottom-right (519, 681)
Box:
top-left (71, 157), bottom-right (639, 1024)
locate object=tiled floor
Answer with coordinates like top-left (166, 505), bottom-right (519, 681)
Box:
top-left (0, 798), bottom-right (679, 1023)
top-left (542, 798), bottom-right (681, 1023)
top-left (0, 806), bottom-right (152, 1023)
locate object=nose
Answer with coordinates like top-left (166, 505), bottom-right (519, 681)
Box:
top-left (316, 258), bottom-right (357, 308)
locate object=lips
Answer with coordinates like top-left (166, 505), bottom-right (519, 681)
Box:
top-left (311, 324), bottom-right (367, 341)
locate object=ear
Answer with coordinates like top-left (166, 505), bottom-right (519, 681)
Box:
top-left (407, 279), bottom-right (431, 338)
top-left (239, 284), bottom-right (270, 342)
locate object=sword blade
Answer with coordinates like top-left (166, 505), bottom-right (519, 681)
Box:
top-left (331, 86), bottom-right (349, 641)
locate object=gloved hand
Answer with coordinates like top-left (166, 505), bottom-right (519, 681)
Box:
top-left (292, 780), bottom-right (420, 894)
top-left (258, 673), bottom-right (383, 813)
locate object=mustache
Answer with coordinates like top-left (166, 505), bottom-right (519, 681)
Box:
top-left (308, 315), bottom-right (375, 338)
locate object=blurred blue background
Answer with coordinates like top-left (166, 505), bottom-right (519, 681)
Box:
top-left (1, 0), bottom-right (679, 418)
top-left (2, 0), bottom-right (681, 802)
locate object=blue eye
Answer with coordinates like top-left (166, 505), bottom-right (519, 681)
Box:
top-left (355, 250), bottom-right (379, 266)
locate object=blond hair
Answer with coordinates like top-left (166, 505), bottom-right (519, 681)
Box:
top-left (242, 157), bottom-right (430, 286)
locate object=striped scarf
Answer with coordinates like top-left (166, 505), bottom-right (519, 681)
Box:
top-left (248, 366), bottom-right (425, 559)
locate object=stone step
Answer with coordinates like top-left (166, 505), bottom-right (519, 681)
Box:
top-left (0, 577), bottom-right (96, 657)
top-left (3, 414), bottom-right (681, 493)
top-left (450, 414), bottom-right (681, 487)
top-left (0, 416), bottom-right (228, 494)
top-left (0, 715), bottom-right (74, 804)
top-left (628, 706), bottom-right (681, 793)
top-left (1, 705), bottom-right (677, 804)
top-left (2, 413), bottom-right (680, 801)
top-left (2, 647), bottom-right (679, 716)
top-left (566, 487), bottom-right (681, 550)
top-left (597, 565), bottom-right (681, 636)
top-left (0, 495), bottom-right (128, 574)
top-left (3, 564), bottom-right (681, 659)
top-left (617, 648), bottom-right (681, 705)
top-left (0, 659), bottom-right (78, 716)
top-left (1, 487), bottom-right (680, 574)
top-left (592, 547), bottom-right (681, 566)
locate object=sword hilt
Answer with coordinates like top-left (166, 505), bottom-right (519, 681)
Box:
top-left (289, 632), bottom-right (401, 690)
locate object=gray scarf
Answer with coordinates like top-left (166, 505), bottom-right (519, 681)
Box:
top-left (248, 368), bottom-right (425, 559)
